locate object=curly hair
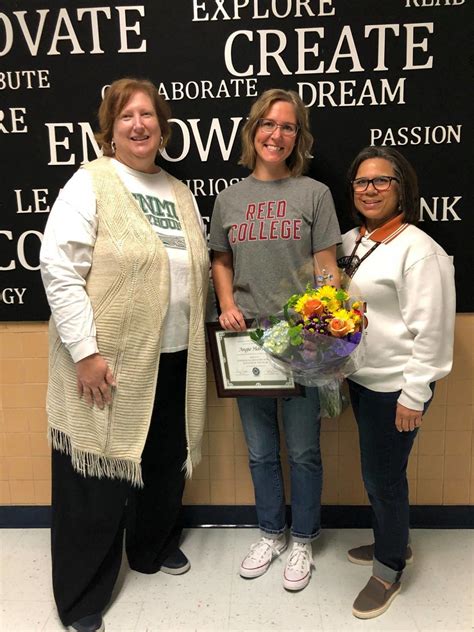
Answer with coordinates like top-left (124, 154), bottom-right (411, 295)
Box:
top-left (239, 89), bottom-right (313, 177)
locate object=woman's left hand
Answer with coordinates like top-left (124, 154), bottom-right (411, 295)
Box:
top-left (395, 403), bottom-right (423, 432)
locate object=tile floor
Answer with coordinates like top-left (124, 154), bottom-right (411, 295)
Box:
top-left (0, 527), bottom-right (472, 631)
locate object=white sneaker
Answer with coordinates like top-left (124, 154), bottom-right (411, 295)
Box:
top-left (240, 535), bottom-right (287, 578)
top-left (283, 542), bottom-right (313, 591)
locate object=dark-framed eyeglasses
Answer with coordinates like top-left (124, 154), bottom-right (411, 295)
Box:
top-left (257, 118), bottom-right (299, 137)
top-left (351, 176), bottom-right (400, 193)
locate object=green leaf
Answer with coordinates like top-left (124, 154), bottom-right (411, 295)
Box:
top-left (288, 323), bottom-right (303, 346)
top-left (335, 288), bottom-right (349, 301)
top-left (249, 329), bottom-right (263, 343)
top-left (286, 294), bottom-right (299, 308)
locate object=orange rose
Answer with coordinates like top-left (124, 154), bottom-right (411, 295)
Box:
top-left (302, 298), bottom-right (324, 318)
top-left (328, 318), bottom-right (354, 338)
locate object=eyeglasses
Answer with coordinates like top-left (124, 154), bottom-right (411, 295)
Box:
top-left (257, 118), bottom-right (299, 137)
top-left (351, 176), bottom-right (400, 192)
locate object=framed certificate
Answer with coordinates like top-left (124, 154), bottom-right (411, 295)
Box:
top-left (206, 322), bottom-right (302, 398)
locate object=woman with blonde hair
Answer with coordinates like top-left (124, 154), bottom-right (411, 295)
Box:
top-left (210, 88), bottom-right (341, 592)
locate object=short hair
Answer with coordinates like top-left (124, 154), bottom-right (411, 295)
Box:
top-left (347, 146), bottom-right (420, 225)
top-left (239, 89), bottom-right (313, 177)
top-left (95, 77), bottom-right (172, 157)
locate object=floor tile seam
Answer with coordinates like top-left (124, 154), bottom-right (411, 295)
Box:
top-left (124, 601), bottom-right (145, 632)
top-left (39, 602), bottom-right (60, 631)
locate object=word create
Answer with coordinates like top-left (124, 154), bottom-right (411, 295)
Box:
top-left (224, 23), bottom-right (434, 76)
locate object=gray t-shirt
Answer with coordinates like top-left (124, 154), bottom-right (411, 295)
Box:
top-left (209, 175), bottom-right (341, 318)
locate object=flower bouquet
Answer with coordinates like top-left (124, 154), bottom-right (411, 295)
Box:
top-left (250, 278), bottom-right (365, 417)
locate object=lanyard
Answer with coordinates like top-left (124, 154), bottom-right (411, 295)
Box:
top-left (340, 238), bottom-right (381, 278)
top-left (339, 217), bottom-right (408, 278)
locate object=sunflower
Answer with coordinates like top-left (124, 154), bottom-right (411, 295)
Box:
top-left (294, 293), bottom-right (314, 314)
top-left (332, 308), bottom-right (352, 321)
top-left (326, 298), bottom-right (342, 313)
top-left (315, 285), bottom-right (337, 302)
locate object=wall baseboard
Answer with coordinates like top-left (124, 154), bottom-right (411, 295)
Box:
top-left (1, 505), bottom-right (472, 529)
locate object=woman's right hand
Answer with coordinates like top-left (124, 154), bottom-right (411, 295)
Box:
top-left (76, 353), bottom-right (116, 409)
top-left (219, 307), bottom-right (246, 331)
top-left (211, 251), bottom-right (246, 331)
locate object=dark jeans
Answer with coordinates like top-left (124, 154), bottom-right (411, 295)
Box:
top-left (348, 379), bottom-right (433, 583)
top-left (51, 350), bottom-right (187, 626)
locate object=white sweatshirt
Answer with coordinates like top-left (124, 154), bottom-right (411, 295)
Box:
top-left (339, 222), bottom-right (456, 410)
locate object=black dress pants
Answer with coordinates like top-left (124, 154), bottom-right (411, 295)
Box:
top-left (51, 351), bottom-right (188, 626)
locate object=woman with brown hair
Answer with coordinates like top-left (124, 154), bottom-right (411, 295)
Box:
top-left (40, 77), bottom-right (209, 631)
top-left (339, 146), bottom-right (455, 619)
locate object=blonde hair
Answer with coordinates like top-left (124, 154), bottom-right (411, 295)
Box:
top-left (239, 89), bottom-right (313, 177)
top-left (95, 77), bottom-right (172, 156)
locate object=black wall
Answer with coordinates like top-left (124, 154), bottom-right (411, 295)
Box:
top-left (1, 0), bottom-right (472, 319)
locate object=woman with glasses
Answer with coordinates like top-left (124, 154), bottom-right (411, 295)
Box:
top-left (209, 89), bottom-right (341, 591)
top-left (338, 146), bottom-right (455, 619)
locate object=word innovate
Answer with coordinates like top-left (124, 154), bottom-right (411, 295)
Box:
top-left (0, 7), bottom-right (146, 56)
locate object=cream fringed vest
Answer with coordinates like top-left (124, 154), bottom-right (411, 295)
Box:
top-left (47, 157), bottom-right (209, 486)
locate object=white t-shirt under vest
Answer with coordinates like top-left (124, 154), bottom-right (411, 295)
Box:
top-left (40, 159), bottom-right (204, 359)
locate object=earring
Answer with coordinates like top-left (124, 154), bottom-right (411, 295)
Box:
top-left (159, 136), bottom-right (163, 146)
top-left (111, 140), bottom-right (116, 154)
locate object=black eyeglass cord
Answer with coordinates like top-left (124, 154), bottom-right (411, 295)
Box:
top-left (341, 239), bottom-right (381, 278)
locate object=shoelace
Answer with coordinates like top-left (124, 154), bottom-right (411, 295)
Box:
top-left (286, 543), bottom-right (312, 572)
top-left (247, 537), bottom-right (283, 562)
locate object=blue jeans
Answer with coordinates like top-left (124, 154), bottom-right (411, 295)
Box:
top-left (237, 387), bottom-right (322, 542)
top-left (348, 379), bottom-right (433, 583)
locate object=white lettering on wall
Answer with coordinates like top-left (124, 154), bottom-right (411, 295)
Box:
top-left (1, 288), bottom-right (27, 305)
top-left (0, 230), bottom-right (43, 270)
top-left (45, 122), bottom-right (101, 165)
top-left (419, 197), bottom-right (462, 221)
top-left (155, 77), bottom-right (258, 100)
top-left (45, 117), bottom-right (242, 165)
top-left (403, 23), bottom-right (433, 69)
top-left (298, 78), bottom-right (405, 107)
top-left (224, 24), bottom-right (434, 75)
top-left (0, 7), bottom-right (146, 56)
top-left (0, 107), bottom-right (27, 132)
top-left (0, 69), bottom-right (50, 89)
top-left (191, 0), bottom-right (335, 21)
top-left (161, 117), bottom-right (243, 162)
top-left (370, 124), bottom-right (462, 145)
top-left (185, 177), bottom-right (244, 197)
top-left (405, 0), bottom-right (464, 6)
top-left (116, 6), bottom-right (146, 52)
top-left (15, 189), bottom-right (51, 213)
